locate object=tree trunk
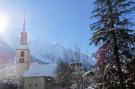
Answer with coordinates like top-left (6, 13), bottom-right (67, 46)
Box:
top-left (108, 0), bottom-right (125, 88)
top-left (112, 31), bottom-right (126, 89)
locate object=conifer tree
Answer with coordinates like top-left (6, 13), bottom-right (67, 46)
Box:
top-left (90, 0), bottom-right (135, 89)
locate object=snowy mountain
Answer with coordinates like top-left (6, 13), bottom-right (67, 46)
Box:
top-left (0, 36), bottom-right (95, 65)
top-left (29, 41), bottom-right (66, 63)
top-left (29, 41), bottom-right (95, 65)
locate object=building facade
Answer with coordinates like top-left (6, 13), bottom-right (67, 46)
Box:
top-left (23, 63), bottom-right (57, 89)
top-left (15, 18), bottom-right (57, 89)
top-left (24, 77), bottom-right (46, 89)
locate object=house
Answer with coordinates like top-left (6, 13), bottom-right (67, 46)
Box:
top-left (23, 63), bottom-right (57, 89)
top-left (0, 52), bottom-right (15, 80)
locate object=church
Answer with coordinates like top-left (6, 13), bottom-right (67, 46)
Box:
top-left (0, 18), bottom-right (86, 89)
top-left (15, 18), bottom-right (57, 89)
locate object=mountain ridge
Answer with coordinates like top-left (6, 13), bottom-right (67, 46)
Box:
top-left (0, 37), bottom-right (95, 65)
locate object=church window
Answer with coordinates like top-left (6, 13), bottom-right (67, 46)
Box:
top-left (20, 58), bottom-right (24, 63)
top-left (80, 69), bottom-right (82, 71)
top-left (29, 84), bottom-right (31, 87)
top-left (21, 51), bottom-right (24, 57)
top-left (35, 84), bottom-right (38, 87)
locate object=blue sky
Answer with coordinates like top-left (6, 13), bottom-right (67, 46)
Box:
top-left (0, 0), bottom-right (97, 55)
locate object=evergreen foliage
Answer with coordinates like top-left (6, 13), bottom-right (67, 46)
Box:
top-left (90, 0), bottom-right (135, 89)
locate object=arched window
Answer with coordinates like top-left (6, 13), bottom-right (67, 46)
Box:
top-left (35, 84), bottom-right (38, 87)
top-left (29, 84), bottom-right (31, 87)
top-left (21, 51), bottom-right (24, 57)
top-left (20, 58), bottom-right (24, 63)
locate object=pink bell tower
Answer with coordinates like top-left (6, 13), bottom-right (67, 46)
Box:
top-left (20, 17), bottom-right (27, 45)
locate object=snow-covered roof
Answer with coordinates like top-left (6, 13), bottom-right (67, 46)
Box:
top-left (23, 63), bottom-right (57, 78)
top-left (83, 71), bottom-right (94, 77)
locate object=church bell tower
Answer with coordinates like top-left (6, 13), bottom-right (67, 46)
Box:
top-left (16, 18), bottom-right (30, 78)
